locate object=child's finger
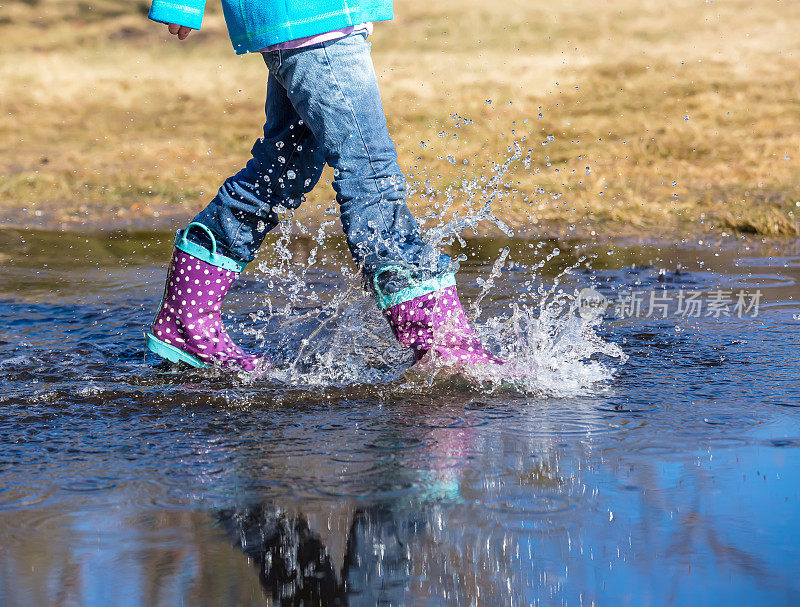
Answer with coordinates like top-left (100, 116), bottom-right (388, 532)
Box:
top-left (177, 26), bottom-right (192, 40)
top-left (167, 23), bottom-right (180, 35)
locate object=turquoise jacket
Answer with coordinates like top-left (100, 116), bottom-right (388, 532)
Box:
top-left (149, 0), bottom-right (393, 55)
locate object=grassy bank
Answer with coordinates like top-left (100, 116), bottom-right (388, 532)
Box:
top-left (2, 0), bottom-right (799, 237)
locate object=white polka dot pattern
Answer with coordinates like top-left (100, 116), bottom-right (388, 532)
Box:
top-left (150, 248), bottom-right (265, 371)
top-left (384, 285), bottom-right (503, 366)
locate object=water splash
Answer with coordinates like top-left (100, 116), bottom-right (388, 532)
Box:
top-left (490, 291), bottom-right (626, 397)
top-left (243, 140), bottom-right (625, 395)
top-left (407, 257), bottom-right (626, 397)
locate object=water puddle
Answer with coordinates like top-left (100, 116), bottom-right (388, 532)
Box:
top-left (0, 228), bottom-right (798, 604)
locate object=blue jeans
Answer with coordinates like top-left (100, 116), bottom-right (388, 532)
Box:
top-left (191, 32), bottom-right (450, 289)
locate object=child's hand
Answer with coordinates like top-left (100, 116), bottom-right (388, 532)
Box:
top-left (167, 23), bottom-right (193, 40)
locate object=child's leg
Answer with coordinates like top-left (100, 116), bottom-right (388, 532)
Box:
top-left (146, 73), bottom-right (326, 370)
top-left (190, 72), bottom-right (326, 263)
top-left (157, 33), bottom-right (500, 369)
top-left (265, 35), bottom-right (502, 367)
top-left (266, 33), bottom-right (451, 285)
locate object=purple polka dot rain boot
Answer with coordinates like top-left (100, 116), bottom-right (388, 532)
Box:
top-left (374, 270), bottom-right (504, 367)
top-left (145, 223), bottom-right (265, 372)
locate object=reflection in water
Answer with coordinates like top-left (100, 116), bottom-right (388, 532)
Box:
top-left (0, 230), bottom-right (799, 605)
top-left (219, 505), bottom-right (346, 604)
top-left (214, 400), bottom-right (540, 605)
top-left (216, 452), bottom-right (575, 605)
top-left (218, 502), bottom-right (455, 606)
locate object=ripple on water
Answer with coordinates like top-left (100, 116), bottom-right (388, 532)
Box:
top-left (734, 256), bottom-right (800, 268)
top-left (366, 435), bottom-right (431, 451)
top-left (635, 444), bottom-right (679, 456)
top-left (700, 436), bottom-right (750, 449)
top-left (311, 478), bottom-right (418, 501)
top-left (0, 507), bottom-right (165, 551)
top-left (762, 437), bottom-right (800, 448)
top-left (701, 414), bottom-right (758, 427)
top-left (477, 491), bottom-right (583, 532)
top-left (417, 414), bottom-right (490, 430)
top-left (328, 447), bottom-right (394, 465)
top-left (397, 449), bottom-right (477, 473)
top-left (481, 492), bottom-right (579, 516)
top-left (675, 406), bottom-right (764, 435)
top-left (148, 496), bottom-right (195, 510)
top-left (502, 412), bottom-right (628, 438)
top-left (757, 301), bottom-right (800, 316)
top-left (595, 400), bottom-right (660, 414)
top-left (0, 484), bottom-right (57, 510)
top-left (720, 273), bottom-right (795, 289)
top-left (0, 510), bottom-right (77, 547)
top-left (60, 478), bottom-right (118, 492)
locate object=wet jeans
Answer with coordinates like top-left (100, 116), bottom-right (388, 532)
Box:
top-left (191, 31), bottom-right (450, 284)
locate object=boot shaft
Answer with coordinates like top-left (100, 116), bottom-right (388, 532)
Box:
top-left (374, 268), bottom-right (503, 366)
top-left (147, 222), bottom-right (263, 371)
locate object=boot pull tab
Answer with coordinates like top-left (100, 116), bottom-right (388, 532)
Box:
top-left (372, 265), bottom-right (416, 310)
top-left (372, 265), bottom-right (413, 295)
top-left (182, 222), bottom-right (218, 256)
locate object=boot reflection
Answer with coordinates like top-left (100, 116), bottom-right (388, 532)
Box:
top-left (217, 503), bottom-right (424, 605)
top-left (217, 504), bottom-right (344, 605)
top-left (215, 403), bottom-right (480, 604)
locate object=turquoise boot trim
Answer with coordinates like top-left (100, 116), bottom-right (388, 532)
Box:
top-left (174, 222), bottom-right (247, 273)
top-left (373, 267), bottom-right (457, 310)
top-left (145, 332), bottom-right (209, 368)
top-left (146, 221), bottom-right (242, 368)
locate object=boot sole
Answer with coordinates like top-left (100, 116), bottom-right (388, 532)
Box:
top-left (145, 333), bottom-right (208, 368)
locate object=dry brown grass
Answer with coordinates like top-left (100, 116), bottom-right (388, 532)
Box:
top-left (2, 0), bottom-right (799, 237)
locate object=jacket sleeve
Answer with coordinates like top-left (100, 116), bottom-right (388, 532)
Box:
top-left (148, 0), bottom-right (206, 30)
